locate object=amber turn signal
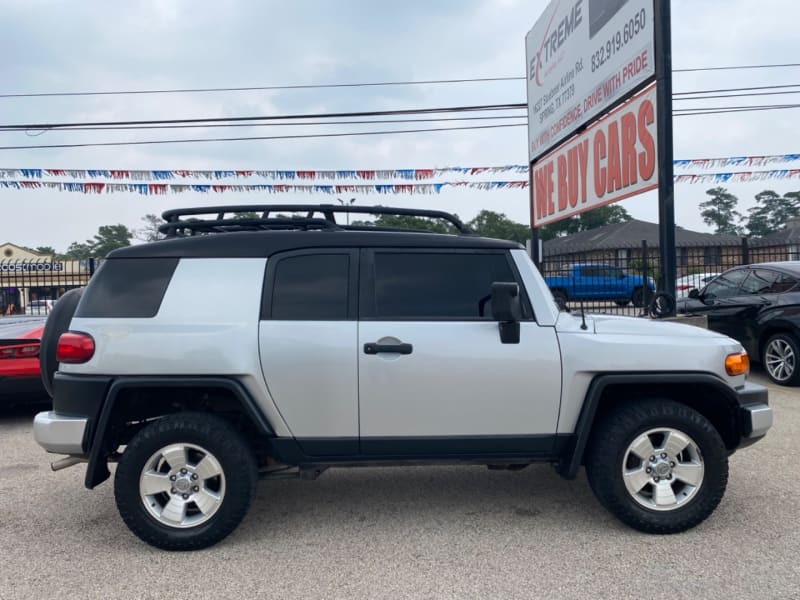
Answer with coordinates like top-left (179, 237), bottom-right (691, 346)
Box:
top-left (725, 352), bottom-right (750, 376)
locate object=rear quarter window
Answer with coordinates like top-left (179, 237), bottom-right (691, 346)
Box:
top-left (75, 258), bottom-right (178, 318)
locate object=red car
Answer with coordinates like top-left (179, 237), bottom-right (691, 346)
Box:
top-left (0, 316), bottom-right (48, 405)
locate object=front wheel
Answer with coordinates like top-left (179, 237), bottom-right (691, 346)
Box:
top-left (763, 332), bottom-right (800, 386)
top-left (585, 399), bottom-right (728, 534)
top-left (114, 412), bottom-right (258, 550)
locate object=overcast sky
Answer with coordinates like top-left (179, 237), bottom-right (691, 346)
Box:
top-left (1, 0), bottom-right (799, 251)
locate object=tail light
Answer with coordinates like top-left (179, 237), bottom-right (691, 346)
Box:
top-left (56, 332), bottom-right (95, 363)
top-left (676, 285), bottom-right (690, 291)
top-left (0, 343), bottom-right (40, 359)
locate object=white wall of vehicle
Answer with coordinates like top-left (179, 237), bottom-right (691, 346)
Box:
top-left (63, 258), bottom-right (294, 437)
top-left (259, 321), bottom-right (357, 438)
top-left (358, 321), bottom-right (562, 437)
top-left (554, 313), bottom-right (747, 434)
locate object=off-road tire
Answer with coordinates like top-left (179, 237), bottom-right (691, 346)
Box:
top-left (39, 287), bottom-right (84, 397)
top-left (114, 412), bottom-right (258, 551)
top-left (585, 399), bottom-right (728, 534)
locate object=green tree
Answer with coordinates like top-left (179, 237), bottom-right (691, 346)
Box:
top-left (90, 224), bottom-right (133, 257)
top-left (61, 241), bottom-right (93, 259)
top-left (744, 190), bottom-right (800, 237)
top-left (233, 211), bottom-right (259, 220)
top-left (63, 224), bottom-right (133, 258)
top-left (34, 246), bottom-right (56, 255)
top-left (538, 204), bottom-right (632, 240)
top-left (135, 213), bottom-right (165, 242)
top-left (700, 187), bottom-right (742, 235)
top-left (467, 210), bottom-right (530, 244)
top-left (351, 214), bottom-right (457, 234)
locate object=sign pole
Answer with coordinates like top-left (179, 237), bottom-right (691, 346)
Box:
top-left (655, 0), bottom-right (676, 312)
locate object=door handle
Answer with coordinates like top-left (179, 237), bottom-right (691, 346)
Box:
top-left (364, 342), bottom-right (413, 355)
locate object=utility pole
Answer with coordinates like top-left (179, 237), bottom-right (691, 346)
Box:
top-left (337, 197), bottom-right (355, 225)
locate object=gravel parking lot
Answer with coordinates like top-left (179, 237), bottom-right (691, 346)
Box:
top-left (1, 372), bottom-right (798, 600)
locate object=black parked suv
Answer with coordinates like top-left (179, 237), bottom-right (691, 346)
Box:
top-left (677, 262), bottom-right (800, 385)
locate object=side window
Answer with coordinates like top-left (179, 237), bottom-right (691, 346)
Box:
top-left (268, 254), bottom-right (350, 320)
top-left (370, 252), bottom-right (521, 319)
top-left (741, 269), bottom-right (780, 295)
top-left (703, 269), bottom-right (749, 299)
top-left (770, 274), bottom-right (798, 294)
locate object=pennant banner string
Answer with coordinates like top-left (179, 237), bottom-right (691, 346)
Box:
top-left (2, 170), bottom-right (800, 196)
top-left (1, 154), bottom-right (800, 182)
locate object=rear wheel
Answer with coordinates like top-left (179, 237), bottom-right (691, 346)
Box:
top-left (585, 399), bottom-right (728, 534)
top-left (763, 332), bottom-right (800, 386)
top-left (114, 412), bottom-right (258, 550)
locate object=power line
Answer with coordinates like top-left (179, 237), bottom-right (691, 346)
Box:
top-left (0, 77), bottom-right (525, 99)
top-left (1, 103), bottom-right (798, 150)
top-left (7, 115), bottom-right (527, 134)
top-left (5, 83), bottom-right (800, 133)
top-left (0, 103), bottom-right (527, 131)
top-left (0, 64), bottom-right (798, 100)
top-left (0, 123), bottom-right (526, 151)
top-left (675, 90), bottom-right (800, 101)
top-left (673, 103), bottom-right (800, 116)
top-left (673, 83), bottom-right (800, 95)
top-left (673, 63), bottom-right (800, 73)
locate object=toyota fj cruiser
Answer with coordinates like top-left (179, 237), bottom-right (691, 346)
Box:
top-left (33, 205), bottom-right (773, 550)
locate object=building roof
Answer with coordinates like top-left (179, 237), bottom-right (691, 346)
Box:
top-left (750, 218), bottom-right (800, 247)
top-left (542, 219), bottom-right (741, 255)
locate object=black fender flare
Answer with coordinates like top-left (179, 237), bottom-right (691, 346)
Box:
top-left (557, 372), bottom-right (740, 480)
top-left (85, 376), bottom-right (274, 489)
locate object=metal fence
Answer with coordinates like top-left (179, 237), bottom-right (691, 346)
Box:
top-left (540, 238), bottom-right (797, 315)
top-left (0, 258), bottom-right (98, 316)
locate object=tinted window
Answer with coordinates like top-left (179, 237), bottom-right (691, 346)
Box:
top-left (741, 269), bottom-right (780, 295)
top-left (580, 266), bottom-right (622, 278)
top-left (770, 274), bottom-right (798, 294)
top-left (703, 269), bottom-right (749, 299)
top-left (372, 252), bottom-right (516, 319)
top-left (76, 258), bottom-right (177, 318)
top-left (271, 254), bottom-right (349, 320)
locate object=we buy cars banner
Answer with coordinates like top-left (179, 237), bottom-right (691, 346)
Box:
top-left (531, 83), bottom-right (657, 228)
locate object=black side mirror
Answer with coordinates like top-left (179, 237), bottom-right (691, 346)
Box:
top-left (491, 282), bottom-right (521, 344)
top-left (688, 288), bottom-right (700, 299)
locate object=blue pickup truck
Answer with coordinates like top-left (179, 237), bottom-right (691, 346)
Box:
top-left (545, 264), bottom-right (656, 307)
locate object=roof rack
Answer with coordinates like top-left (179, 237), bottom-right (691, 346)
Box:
top-left (159, 204), bottom-right (472, 238)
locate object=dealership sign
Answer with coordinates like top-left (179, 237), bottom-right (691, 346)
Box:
top-left (0, 262), bottom-right (64, 272)
top-left (526, 0), bottom-right (655, 161)
top-left (531, 84), bottom-right (657, 228)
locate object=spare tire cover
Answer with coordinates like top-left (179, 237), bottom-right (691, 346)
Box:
top-left (39, 287), bottom-right (84, 398)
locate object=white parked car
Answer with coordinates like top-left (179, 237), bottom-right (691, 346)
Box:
top-left (675, 273), bottom-right (720, 299)
top-left (25, 299), bottom-right (55, 315)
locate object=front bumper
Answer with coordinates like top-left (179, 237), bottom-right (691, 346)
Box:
top-left (736, 381), bottom-right (773, 443)
top-left (33, 411), bottom-right (88, 455)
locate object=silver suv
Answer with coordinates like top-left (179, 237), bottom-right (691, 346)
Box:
top-left (33, 205), bottom-right (772, 550)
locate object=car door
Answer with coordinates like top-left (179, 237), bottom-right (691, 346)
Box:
top-left (357, 248), bottom-right (562, 456)
top-left (692, 268), bottom-right (752, 342)
top-left (258, 249), bottom-right (359, 455)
